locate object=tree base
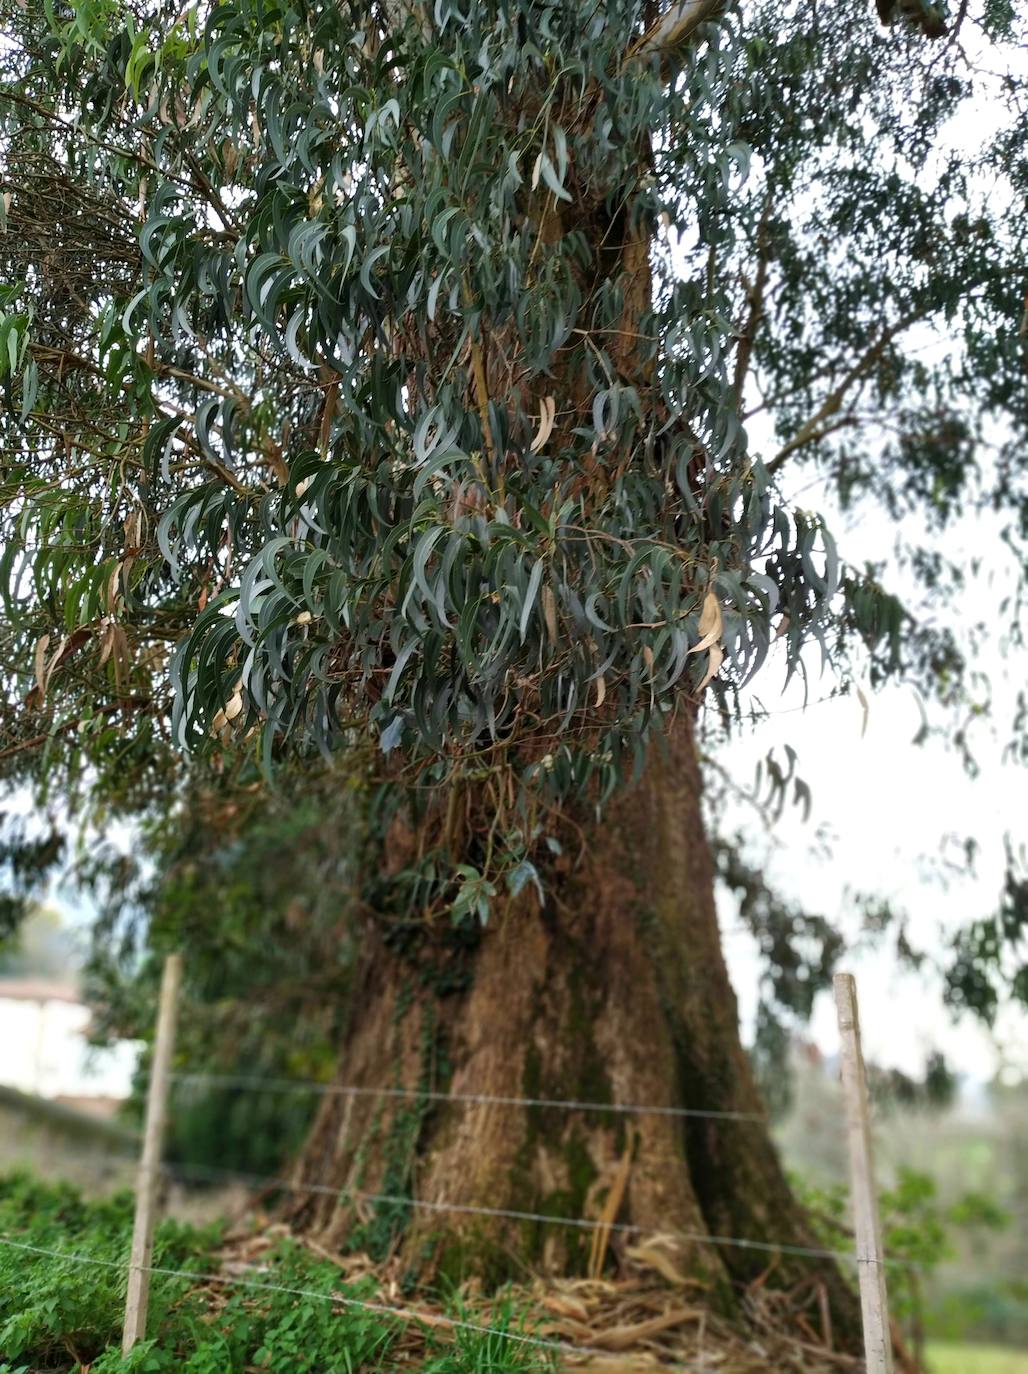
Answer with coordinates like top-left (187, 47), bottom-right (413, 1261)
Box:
top-left (285, 714), bottom-right (862, 1351)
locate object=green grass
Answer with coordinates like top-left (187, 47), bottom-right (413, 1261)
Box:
top-left (0, 1172), bottom-right (554, 1373)
top-left (928, 1343), bottom-right (1028, 1373)
top-left (10, 1170), bottom-right (1023, 1374)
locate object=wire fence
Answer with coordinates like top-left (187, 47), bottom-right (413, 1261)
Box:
top-left (157, 1156), bottom-right (882, 1270)
top-left (1, 962), bottom-right (959, 1365)
top-left (157, 1069), bottom-right (918, 1271)
top-left (0, 1060), bottom-right (885, 1363)
top-left (153, 1060), bottom-right (1019, 1276)
top-left (167, 1069), bottom-right (768, 1122)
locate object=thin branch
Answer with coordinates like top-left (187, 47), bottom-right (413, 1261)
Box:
top-left (628, 0), bottom-right (725, 62)
top-left (732, 196), bottom-right (774, 405)
top-left (181, 148), bottom-right (241, 235)
top-left (0, 88), bottom-right (201, 199)
top-left (766, 309), bottom-right (923, 474)
top-left (0, 698), bottom-right (151, 763)
top-left (29, 343), bottom-right (248, 408)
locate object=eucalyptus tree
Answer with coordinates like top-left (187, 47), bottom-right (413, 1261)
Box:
top-left (1, 0), bottom-right (1025, 1321)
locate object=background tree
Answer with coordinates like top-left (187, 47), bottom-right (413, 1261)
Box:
top-left (1, 0), bottom-right (1026, 1340)
top-left (80, 763), bottom-right (364, 1177)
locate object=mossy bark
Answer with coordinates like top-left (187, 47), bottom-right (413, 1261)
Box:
top-left (286, 712), bottom-right (860, 1344)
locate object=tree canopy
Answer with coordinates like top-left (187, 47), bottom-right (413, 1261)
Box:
top-left (1, 0), bottom-right (1026, 929)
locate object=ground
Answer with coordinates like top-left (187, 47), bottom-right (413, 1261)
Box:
top-left (927, 1345), bottom-right (1028, 1374)
top-left (3, 1173), bottom-right (1026, 1372)
top-left (0, 1172), bottom-right (858, 1372)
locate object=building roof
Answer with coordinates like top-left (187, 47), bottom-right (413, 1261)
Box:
top-left (0, 978), bottom-right (82, 1005)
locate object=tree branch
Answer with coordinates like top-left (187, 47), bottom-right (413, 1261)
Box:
top-left (628, 0), bottom-right (725, 63)
top-left (0, 698), bottom-right (151, 763)
top-left (732, 196), bottom-right (774, 405)
top-left (766, 309), bottom-right (923, 474)
top-left (0, 88), bottom-right (203, 199)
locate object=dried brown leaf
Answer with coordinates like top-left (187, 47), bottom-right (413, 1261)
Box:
top-left (587, 1306), bottom-right (701, 1350)
top-left (106, 561), bottom-right (122, 614)
top-left (688, 591), bottom-right (723, 656)
top-left (857, 686), bottom-right (869, 738)
top-left (625, 1235), bottom-right (702, 1288)
top-left (97, 623), bottom-right (115, 669)
top-left (696, 641), bottom-right (724, 695)
top-left (530, 395), bottom-right (557, 454)
top-left (33, 634), bottom-right (50, 701)
top-left (50, 628), bottom-right (91, 671)
top-left (542, 584), bottom-right (558, 644)
top-left (111, 625), bottom-right (131, 691)
top-left (588, 1132), bottom-right (633, 1279)
top-left (542, 1294), bottom-right (591, 1321)
top-left (124, 509), bottom-right (142, 551)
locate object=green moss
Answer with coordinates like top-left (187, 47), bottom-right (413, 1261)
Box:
top-left (522, 1037), bottom-right (543, 1102)
top-left (519, 955), bottom-right (618, 1123)
top-left (433, 1227), bottom-right (519, 1290)
top-left (350, 1004), bottom-right (449, 1261)
top-left (565, 976), bottom-right (616, 1113)
top-left (510, 1126), bottom-right (602, 1272)
top-left (418, 961), bottom-right (472, 997)
top-left (704, 1267), bottom-right (741, 1319)
top-left (393, 975), bottom-right (415, 1026)
top-left (564, 1133), bottom-right (598, 1207)
top-left (350, 1106), bottom-right (382, 1192)
top-left (509, 950), bottom-right (632, 1272)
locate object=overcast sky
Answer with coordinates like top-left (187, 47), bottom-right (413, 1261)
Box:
top-left (709, 16), bottom-right (1027, 1085)
top-left (712, 483), bottom-right (1026, 1086)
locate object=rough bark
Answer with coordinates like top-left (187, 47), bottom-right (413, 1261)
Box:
top-left (287, 711), bottom-right (860, 1344)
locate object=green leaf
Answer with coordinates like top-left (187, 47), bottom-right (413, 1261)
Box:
top-left (519, 558), bottom-right (544, 642)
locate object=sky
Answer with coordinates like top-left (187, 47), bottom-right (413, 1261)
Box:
top-left (706, 12), bottom-right (1028, 1086)
top-left (712, 488), bottom-right (1027, 1086)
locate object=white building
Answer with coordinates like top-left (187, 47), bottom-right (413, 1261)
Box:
top-left (0, 978), bottom-right (139, 1112)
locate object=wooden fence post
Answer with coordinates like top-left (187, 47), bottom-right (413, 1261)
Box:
top-left (123, 953), bottom-right (182, 1355)
top-left (834, 972), bottom-right (893, 1374)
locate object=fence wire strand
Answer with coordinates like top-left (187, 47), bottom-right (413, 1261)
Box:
top-left (163, 1159), bottom-right (885, 1269)
top-left (167, 1071), bottom-right (767, 1122)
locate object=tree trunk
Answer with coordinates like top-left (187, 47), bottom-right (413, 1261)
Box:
top-left (288, 711), bottom-right (860, 1342)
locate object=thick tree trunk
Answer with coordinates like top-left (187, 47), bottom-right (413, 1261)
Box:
top-left (287, 712), bottom-right (860, 1343)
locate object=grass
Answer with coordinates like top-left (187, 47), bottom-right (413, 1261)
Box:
top-left (0, 1172), bottom-right (554, 1373)
top-left (7, 1171), bottom-right (1024, 1373)
top-left (927, 1343), bottom-right (1028, 1373)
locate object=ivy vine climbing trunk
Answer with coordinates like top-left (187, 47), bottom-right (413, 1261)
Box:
top-left (288, 712), bottom-right (861, 1344)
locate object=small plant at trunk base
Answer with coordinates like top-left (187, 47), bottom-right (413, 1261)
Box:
top-left (0, 1175), bottom-right (557, 1374)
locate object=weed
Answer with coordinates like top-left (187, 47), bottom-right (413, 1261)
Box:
top-left (0, 1173), bottom-right (555, 1373)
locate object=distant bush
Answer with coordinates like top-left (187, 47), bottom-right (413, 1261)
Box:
top-left (926, 1280), bottom-right (1028, 1352)
top-left (792, 1165), bottom-right (1025, 1361)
